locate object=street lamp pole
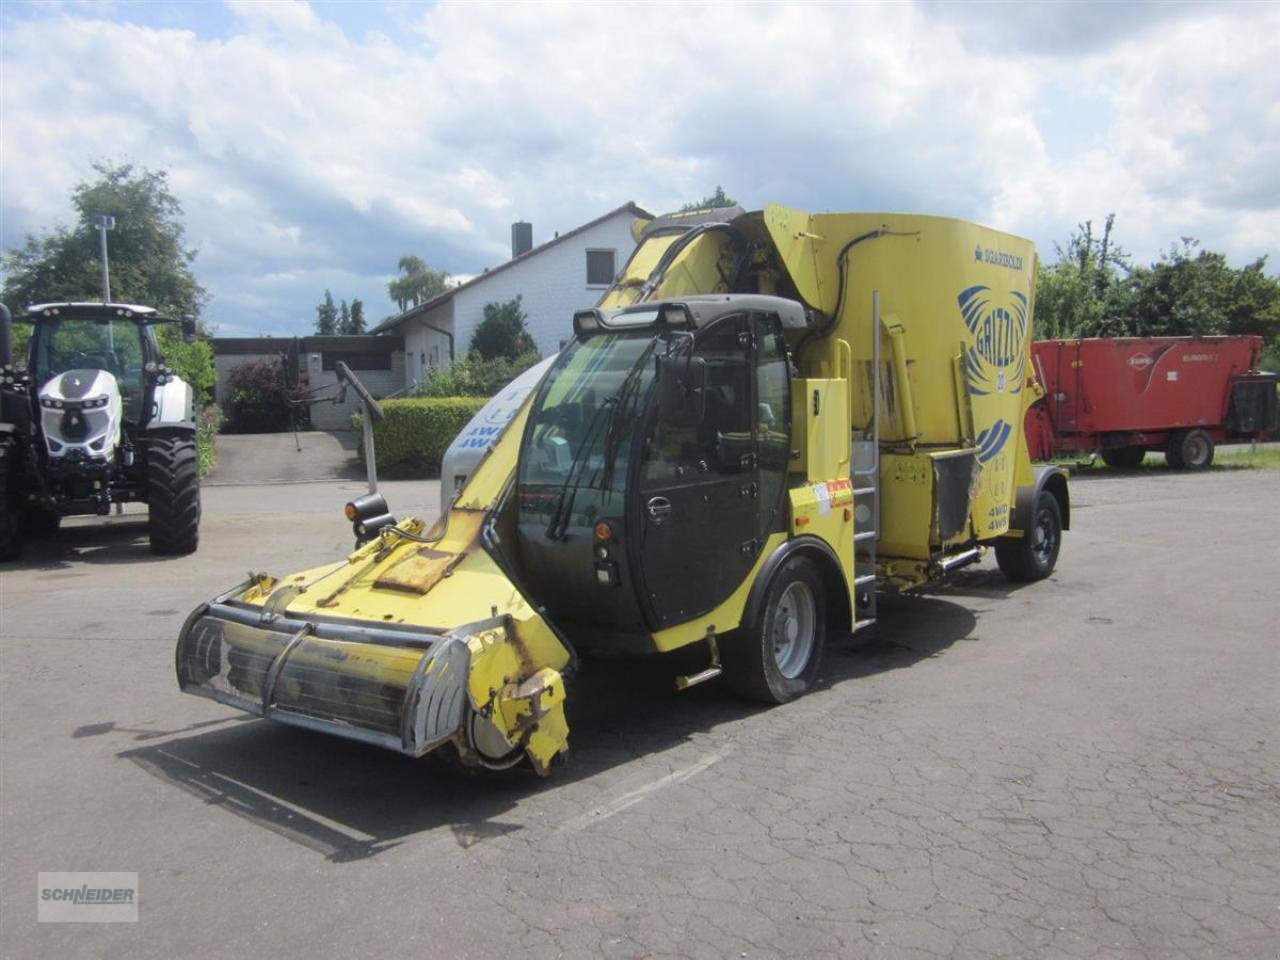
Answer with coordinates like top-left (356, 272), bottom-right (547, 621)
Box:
top-left (94, 214), bottom-right (115, 303)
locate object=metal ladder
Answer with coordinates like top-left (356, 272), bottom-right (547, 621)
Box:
top-left (850, 291), bottom-right (882, 633)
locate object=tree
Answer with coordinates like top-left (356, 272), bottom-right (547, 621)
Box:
top-left (346, 298), bottom-right (366, 335)
top-left (0, 161), bottom-right (215, 403)
top-left (469, 295), bottom-right (537, 361)
top-left (1, 161), bottom-right (208, 316)
top-left (679, 186), bottom-right (738, 213)
top-left (1034, 218), bottom-right (1280, 368)
top-left (388, 255), bottom-right (450, 312)
top-left (1124, 241), bottom-right (1280, 342)
top-left (338, 299), bottom-right (351, 334)
top-left (315, 289), bottom-right (338, 335)
top-left (1033, 214), bottom-right (1130, 339)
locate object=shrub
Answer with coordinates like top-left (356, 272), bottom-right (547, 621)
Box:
top-left (222, 359), bottom-right (305, 433)
top-left (416, 350), bottom-right (541, 398)
top-left (197, 405), bottom-right (221, 478)
top-left (157, 325), bottom-right (216, 401)
top-left (354, 396), bottom-right (487, 475)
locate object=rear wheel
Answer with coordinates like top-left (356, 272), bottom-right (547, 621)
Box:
top-left (1100, 446), bottom-right (1146, 469)
top-left (995, 491), bottom-right (1062, 582)
top-left (146, 433), bottom-right (200, 555)
top-left (0, 449), bottom-right (22, 562)
top-left (722, 555), bottom-right (825, 704)
top-left (1166, 429), bottom-right (1213, 471)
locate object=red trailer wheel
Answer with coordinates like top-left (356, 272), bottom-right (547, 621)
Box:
top-left (1100, 447), bottom-right (1146, 469)
top-left (1166, 429), bottom-right (1214, 470)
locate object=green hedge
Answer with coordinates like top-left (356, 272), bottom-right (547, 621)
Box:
top-left (354, 396), bottom-right (487, 476)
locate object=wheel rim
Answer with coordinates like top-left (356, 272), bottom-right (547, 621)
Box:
top-left (770, 581), bottom-right (817, 679)
top-left (1031, 506), bottom-right (1058, 565)
top-left (1186, 435), bottom-right (1208, 465)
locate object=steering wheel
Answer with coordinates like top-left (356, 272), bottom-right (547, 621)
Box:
top-left (70, 350), bottom-right (120, 375)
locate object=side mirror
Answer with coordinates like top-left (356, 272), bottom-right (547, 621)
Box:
top-left (181, 315), bottom-right (197, 344)
top-left (657, 354), bottom-right (706, 427)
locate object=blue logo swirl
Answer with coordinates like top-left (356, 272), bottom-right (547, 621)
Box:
top-left (958, 285), bottom-right (1029, 462)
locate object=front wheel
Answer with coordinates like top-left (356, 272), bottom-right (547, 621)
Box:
top-left (995, 491), bottom-right (1062, 582)
top-left (146, 433), bottom-right (201, 555)
top-left (722, 555), bottom-right (825, 704)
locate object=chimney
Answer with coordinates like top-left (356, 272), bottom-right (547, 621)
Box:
top-left (511, 221), bottom-right (533, 259)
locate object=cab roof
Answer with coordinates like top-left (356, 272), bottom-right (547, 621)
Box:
top-left (574, 294), bottom-right (810, 338)
top-left (24, 302), bottom-right (161, 321)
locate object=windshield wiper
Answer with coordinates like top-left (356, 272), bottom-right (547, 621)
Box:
top-left (600, 339), bottom-right (659, 491)
top-left (544, 395), bottom-right (617, 541)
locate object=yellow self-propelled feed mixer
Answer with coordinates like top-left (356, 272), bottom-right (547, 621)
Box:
top-left (176, 205), bottom-right (1069, 774)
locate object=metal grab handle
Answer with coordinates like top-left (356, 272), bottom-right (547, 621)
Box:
top-left (647, 496), bottom-right (672, 524)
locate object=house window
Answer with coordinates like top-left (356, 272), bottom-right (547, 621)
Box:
top-left (586, 248), bottom-right (616, 286)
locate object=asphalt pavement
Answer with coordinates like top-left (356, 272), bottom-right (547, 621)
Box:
top-left (0, 466), bottom-right (1277, 959)
top-left (207, 430), bottom-right (364, 484)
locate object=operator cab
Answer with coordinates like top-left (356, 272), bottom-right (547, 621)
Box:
top-left (515, 295), bottom-right (807, 651)
top-left (26, 303), bottom-right (164, 422)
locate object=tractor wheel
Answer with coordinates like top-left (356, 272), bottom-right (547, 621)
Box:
top-left (1100, 446), bottom-right (1146, 469)
top-left (722, 555), bottom-right (825, 704)
top-left (146, 432), bottom-right (201, 555)
top-left (22, 505), bottom-right (61, 537)
top-left (0, 453), bottom-right (22, 562)
top-left (995, 490), bottom-right (1062, 582)
top-left (1167, 429), bottom-right (1213, 471)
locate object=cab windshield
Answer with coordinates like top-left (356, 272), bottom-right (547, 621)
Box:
top-left (518, 331), bottom-right (660, 531)
top-left (32, 318), bottom-right (146, 383)
top-left (31, 317), bottom-right (149, 417)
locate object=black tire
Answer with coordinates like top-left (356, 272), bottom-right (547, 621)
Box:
top-left (146, 432), bottom-right (201, 555)
top-left (22, 505), bottom-right (61, 537)
top-left (0, 451), bottom-right (22, 562)
top-left (995, 490), bottom-right (1062, 582)
top-left (1167, 429), bottom-right (1213, 471)
top-left (1100, 446), bottom-right (1146, 469)
top-left (722, 554), bottom-right (825, 704)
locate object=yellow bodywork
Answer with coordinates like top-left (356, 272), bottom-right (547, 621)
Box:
top-left (178, 403), bottom-right (574, 774)
top-left (177, 203), bottom-right (1048, 773)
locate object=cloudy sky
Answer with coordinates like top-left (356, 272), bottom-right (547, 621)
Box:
top-left (2, 0), bottom-right (1277, 336)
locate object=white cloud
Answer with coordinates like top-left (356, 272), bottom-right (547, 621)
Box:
top-left (1, 0), bottom-right (1275, 335)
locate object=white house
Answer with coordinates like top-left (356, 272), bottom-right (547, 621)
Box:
top-left (373, 201), bottom-right (653, 385)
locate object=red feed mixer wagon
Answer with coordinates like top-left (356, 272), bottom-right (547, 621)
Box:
top-left (1025, 335), bottom-right (1277, 469)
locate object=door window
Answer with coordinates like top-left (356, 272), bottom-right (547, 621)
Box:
top-left (754, 314), bottom-right (790, 538)
top-left (642, 319), bottom-right (751, 484)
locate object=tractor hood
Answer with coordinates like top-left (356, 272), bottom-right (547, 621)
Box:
top-left (37, 368), bottom-right (123, 459)
top-left (40, 368), bottom-right (118, 403)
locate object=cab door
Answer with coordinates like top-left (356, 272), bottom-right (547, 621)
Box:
top-left (634, 315), bottom-right (757, 629)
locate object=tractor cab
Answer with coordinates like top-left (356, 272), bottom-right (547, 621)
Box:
top-left (514, 295), bottom-right (807, 649)
top-left (25, 303), bottom-right (183, 424)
